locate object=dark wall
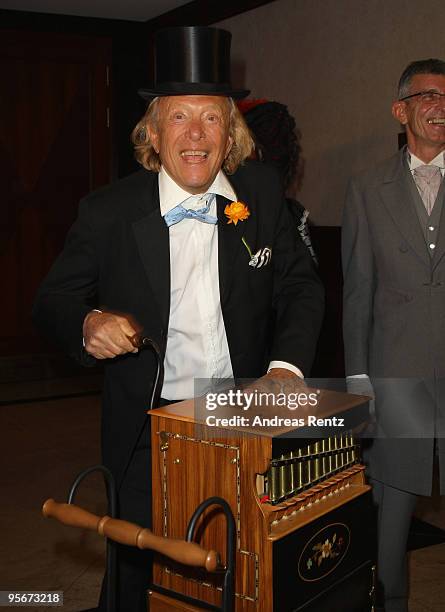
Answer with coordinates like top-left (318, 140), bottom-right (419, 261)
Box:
top-left (2, 2), bottom-right (343, 376)
top-left (1, 9), bottom-right (148, 179)
top-left (310, 227), bottom-right (344, 379)
top-left (1, 1), bottom-right (277, 179)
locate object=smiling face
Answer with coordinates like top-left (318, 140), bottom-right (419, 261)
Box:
top-left (148, 95), bottom-right (233, 194)
top-left (392, 73), bottom-right (445, 162)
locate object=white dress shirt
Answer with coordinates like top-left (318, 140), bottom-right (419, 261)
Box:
top-left (408, 150), bottom-right (445, 177)
top-left (159, 168), bottom-right (235, 399)
top-left (159, 167), bottom-right (302, 400)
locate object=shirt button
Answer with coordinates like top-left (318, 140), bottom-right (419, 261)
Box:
top-left (429, 243), bottom-right (436, 249)
top-left (429, 226), bottom-right (435, 231)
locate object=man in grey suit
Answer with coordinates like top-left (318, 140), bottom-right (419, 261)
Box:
top-left (342, 58), bottom-right (445, 612)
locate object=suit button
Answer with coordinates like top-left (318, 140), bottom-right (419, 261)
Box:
top-left (399, 244), bottom-right (409, 253)
top-left (429, 226), bottom-right (435, 231)
top-left (429, 243), bottom-right (436, 250)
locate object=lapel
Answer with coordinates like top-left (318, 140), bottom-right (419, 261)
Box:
top-left (378, 149), bottom-right (430, 267)
top-left (217, 170), bottom-right (257, 304)
top-left (131, 173), bottom-right (171, 329)
top-left (130, 168), bottom-right (260, 322)
top-left (432, 178), bottom-right (445, 270)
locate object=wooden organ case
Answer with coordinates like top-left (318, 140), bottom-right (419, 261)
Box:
top-left (147, 389), bottom-right (375, 611)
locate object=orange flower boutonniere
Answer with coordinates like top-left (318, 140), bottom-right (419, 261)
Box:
top-left (224, 201), bottom-right (250, 225)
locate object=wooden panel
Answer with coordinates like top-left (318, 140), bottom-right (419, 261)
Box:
top-left (151, 416), bottom-right (272, 610)
top-left (148, 590), bottom-right (204, 612)
top-left (0, 30), bottom-right (112, 355)
top-left (163, 434), bottom-right (239, 554)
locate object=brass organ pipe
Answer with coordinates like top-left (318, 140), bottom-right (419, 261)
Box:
top-left (289, 450), bottom-right (297, 494)
top-left (314, 441), bottom-right (321, 481)
top-left (265, 431), bottom-right (359, 504)
top-left (279, 454), bottom-right (290, 499)
top-left (339, 435), bottom-right (344, 468)
top-left (332, 436), bottom-right (338, 470)
top-left (297, 448), bottom-right (304, 489)
top-left (328, 436), bottom-right (334, 473)
top-left (269, 465), bottom-right (279, 502)
top-left (306, 444), bottom-right (312, 485)
top-left (322, 438), bottom-right (329, 477)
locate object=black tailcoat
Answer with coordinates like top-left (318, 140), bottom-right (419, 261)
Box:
top-left (33, 161), bottom-right (324, 487)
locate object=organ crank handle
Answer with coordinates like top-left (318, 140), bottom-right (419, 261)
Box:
top-left (42, 499), bottom-right (220, 572)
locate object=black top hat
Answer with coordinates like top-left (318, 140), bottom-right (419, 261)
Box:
top-left (138, 26), bottom-right (250, 100)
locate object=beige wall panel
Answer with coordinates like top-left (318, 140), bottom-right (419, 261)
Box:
top-left (218, 0), bottom-right (444, 225)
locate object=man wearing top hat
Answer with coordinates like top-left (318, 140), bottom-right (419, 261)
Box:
top-left (33, 27), bottom-right (324, 610)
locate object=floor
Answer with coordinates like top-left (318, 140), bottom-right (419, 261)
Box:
top-left (0, 395), bottom-right (106, 612)
top-left (0, 377), bottom-right (444, 612)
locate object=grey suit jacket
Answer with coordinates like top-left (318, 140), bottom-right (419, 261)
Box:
top-left (342, 148), bottom-right (445, 495)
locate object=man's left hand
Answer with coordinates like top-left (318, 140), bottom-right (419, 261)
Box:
top-left (245, 368), bottom-right (306, 400)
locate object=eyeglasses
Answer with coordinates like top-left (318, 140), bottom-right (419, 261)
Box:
top-left (400, 90), bottom-right (445, 104)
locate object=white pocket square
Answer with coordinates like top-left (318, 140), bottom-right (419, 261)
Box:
top-left (249, 247), bottom-right (272, 268)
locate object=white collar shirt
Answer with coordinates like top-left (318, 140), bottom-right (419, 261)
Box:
top-left (159, 167), bottom-right (236, 400)
top-left (408, 150), bottom-right (445, 177)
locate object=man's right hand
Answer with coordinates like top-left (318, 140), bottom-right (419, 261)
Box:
top-left (83, 311), bottom-right (140, 359)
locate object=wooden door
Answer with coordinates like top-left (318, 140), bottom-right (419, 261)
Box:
top-left (0, 30), bottom-right (112, 355)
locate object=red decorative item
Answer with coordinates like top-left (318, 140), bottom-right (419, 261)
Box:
top-left (237, 98), bottom-right (268, 114)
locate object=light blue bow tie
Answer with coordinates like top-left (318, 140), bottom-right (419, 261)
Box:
top-left (163, 194), bottom-right (217, 228)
